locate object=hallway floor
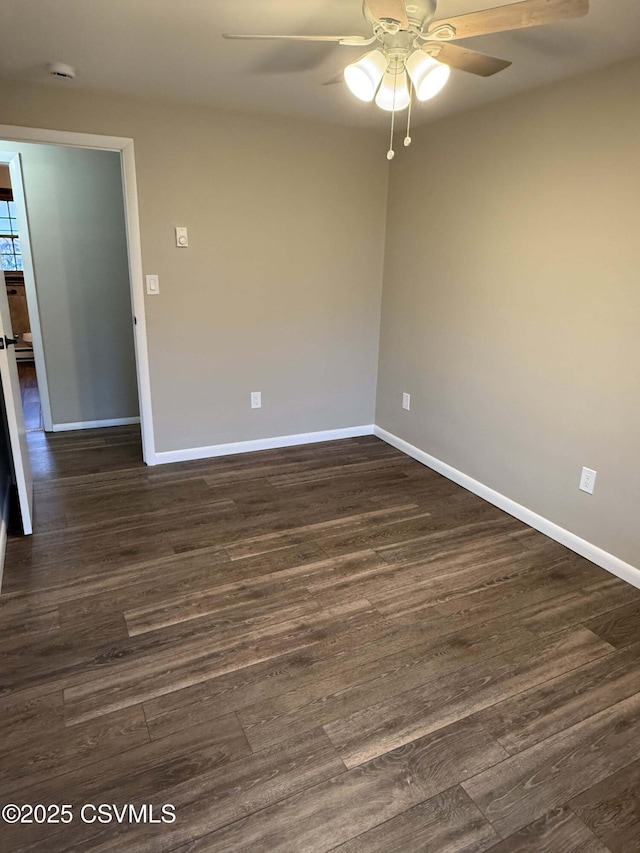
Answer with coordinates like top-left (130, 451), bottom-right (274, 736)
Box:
top-left (1, 428), bottom-right (640, 852)
top-left (17, 362), bottom-right (43, 432)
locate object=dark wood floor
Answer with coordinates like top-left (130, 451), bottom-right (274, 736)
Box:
top-left (2, 426), bottom-right (640, 852)
top-left (17, 362), bottom-right (43, 432)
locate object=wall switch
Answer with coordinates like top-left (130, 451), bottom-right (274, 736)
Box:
top-left (251, 391), bottom-right (262, 409)
top-left (175, 227), bottom-right (188, 248)
top-left (579, 467), bottom-right (597, 494)
top-left (402, 392), bottom-right (411, 411)
top-left (145, 274), bottom-right (159, 295)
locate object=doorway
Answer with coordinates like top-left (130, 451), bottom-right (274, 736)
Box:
top-left (1, 165), bottom-right (44, 433)
top-left (0, 125), bottom-right (155, 470)
top-left (0, 125), bottom-right (156, 541)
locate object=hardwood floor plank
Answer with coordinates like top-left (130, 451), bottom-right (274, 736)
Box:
top-left (3, 580), bottom-right (331, 700)
top-left (224, 504), bottom-right (422, 560)
top-left (373, 517), bottom-right (520, 565)
top-left (359, 553), bottom-right (592, 628)
top-left (0, 705), bottom-right (149, 796)
top-left (309, 538), bottom-right (554, 610)
top-left (170, 719), bottom-right (507, 853)
top-left (144, 614), bottom-right (533, 744)
top-left (571, 758), bottom-right (640, 853)
top-left (0, 600), bottom-right (59, 640)
top-left (165, 548), bottom-right (382, 603)
top-left (522, 581), bottom-right (640, 638)
top-left (0, 541), bottom-right (231, 609)
top-left (55, 477), bottom-right (215, 528)
top-left (144, 612), bottom-right (425, 740)
top-left (2, 523), bottom-right (176, 582)
top-left (124, 586), bottom-right (322, 637)
top-left (6, 729), bottom-right (344, 853)
top-left (473, 642), bottom-right (640, 754)
top-left (47, 540), bottom-right (324, 631)
top-left (483, 806), bottom-right (612, 852)
top-left (237, 623), bottom-right (534, 753)
top-left (0, 688), bottom-right (65, 748)
top-left (508, 527), bottom-right (569, 553)
top-left (317, 502), bottom-right (517, 559)
top-left (585, 600), bottom-right (640, 649)
top-left (328, 786), bottom-right (499, 853)
top-left (63, 600), bottom-right (380, 725)
top-left (323, 628), bottom-right (613, 768)
top-left (266, 457), bottom-right (403, 487)
top-left (462, 692), bottom-right (640, 838)
top-left (58, 601), bottom-right (129, 640)
top-left (1, 712), bottom-right (252, 853)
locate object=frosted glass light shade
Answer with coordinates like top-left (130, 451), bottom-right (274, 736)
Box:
top-left (344, 50), bottom-right (387, 102)
top-left (375, 70), bottom-right (410, 111)
top-left (406, 50), bottom-right (450, 101)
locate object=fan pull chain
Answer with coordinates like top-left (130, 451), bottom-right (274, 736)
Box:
top-left (387, 72), bottom-right (398, 161)
top-left (404, 84), bottom-right (413, 147)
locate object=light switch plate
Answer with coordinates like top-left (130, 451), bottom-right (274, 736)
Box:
top-left (176, 227), bottom-right (188, 248)
top-left (251, 391), bottom-right (262, 409)
top-left (146, 274), bottom-right (159, 295)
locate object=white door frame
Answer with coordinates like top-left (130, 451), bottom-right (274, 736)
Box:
top-left (0, 149), bottom-right (54, 432)
top-left (0, 125), bottom-right (156, 465)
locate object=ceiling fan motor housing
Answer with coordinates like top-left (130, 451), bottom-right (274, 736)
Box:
top-left (364, 0), bottom-right (438, 30)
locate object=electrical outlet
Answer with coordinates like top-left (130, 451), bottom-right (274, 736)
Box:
top-left (251, 391), bottom-right (262, 409)
top-left (579, 467), bottom-right (597, 494)
top-left (402, 392), bottom-right (411, 411)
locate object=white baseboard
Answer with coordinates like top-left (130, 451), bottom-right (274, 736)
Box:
top-left (153, 425), bottom-right (376, 465)
top-left (0, 477), bottom-right (11, 594)
top-left (52, 417), bottom-right (141, 432)
top-left (374, 426), bottom-right (640, 591)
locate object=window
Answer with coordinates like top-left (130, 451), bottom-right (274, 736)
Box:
top-left (0, 198), bottom-right (22, 272)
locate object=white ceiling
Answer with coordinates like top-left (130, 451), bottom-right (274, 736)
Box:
top-left (2, 0), bottom-right (640, 128)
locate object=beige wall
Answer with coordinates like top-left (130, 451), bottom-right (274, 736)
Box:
top-left (377, 56), bottom-right (640, 568)
top-left (0, 86), bottom-right (387, 452)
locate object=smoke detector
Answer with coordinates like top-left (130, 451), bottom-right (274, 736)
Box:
top-left (48, 62), bottom-right (76, 80)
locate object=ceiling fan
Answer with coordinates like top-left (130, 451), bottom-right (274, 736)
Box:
top-left (224, 0), bottom-right (589, 158)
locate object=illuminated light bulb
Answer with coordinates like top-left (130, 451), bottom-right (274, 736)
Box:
top-left (375, 70), bottom-right (410, 112)
top-left (405, 50), bottom-right (450, 101)
top-left (344, 50), bottom-right (388, 102)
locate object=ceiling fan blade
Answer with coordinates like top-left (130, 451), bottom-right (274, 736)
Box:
top-left (223, 33), bottom-right (361, 43)
top-left (428, 0), bottom-right (589, 41)
top-left (432, 43), bottom-right (512, 76)
top-left (323, 71), bottom-right (345, 86)
top-left (364, 0), bottom-right (409, 28)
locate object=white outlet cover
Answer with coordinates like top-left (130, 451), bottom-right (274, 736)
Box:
top-left (402, 393), bottom-right (411, 411)
top-left (251, 391), bottom-right (262, 409)
top-left (579, 467), bottom-right (597, 494)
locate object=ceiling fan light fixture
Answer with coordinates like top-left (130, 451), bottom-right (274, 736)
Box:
top-left (344, 49), bottom-right (387, 102)
top-left (375, 69), bottom-right (410, 111)
top-left (406, 50), bottom-right (450, 101)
